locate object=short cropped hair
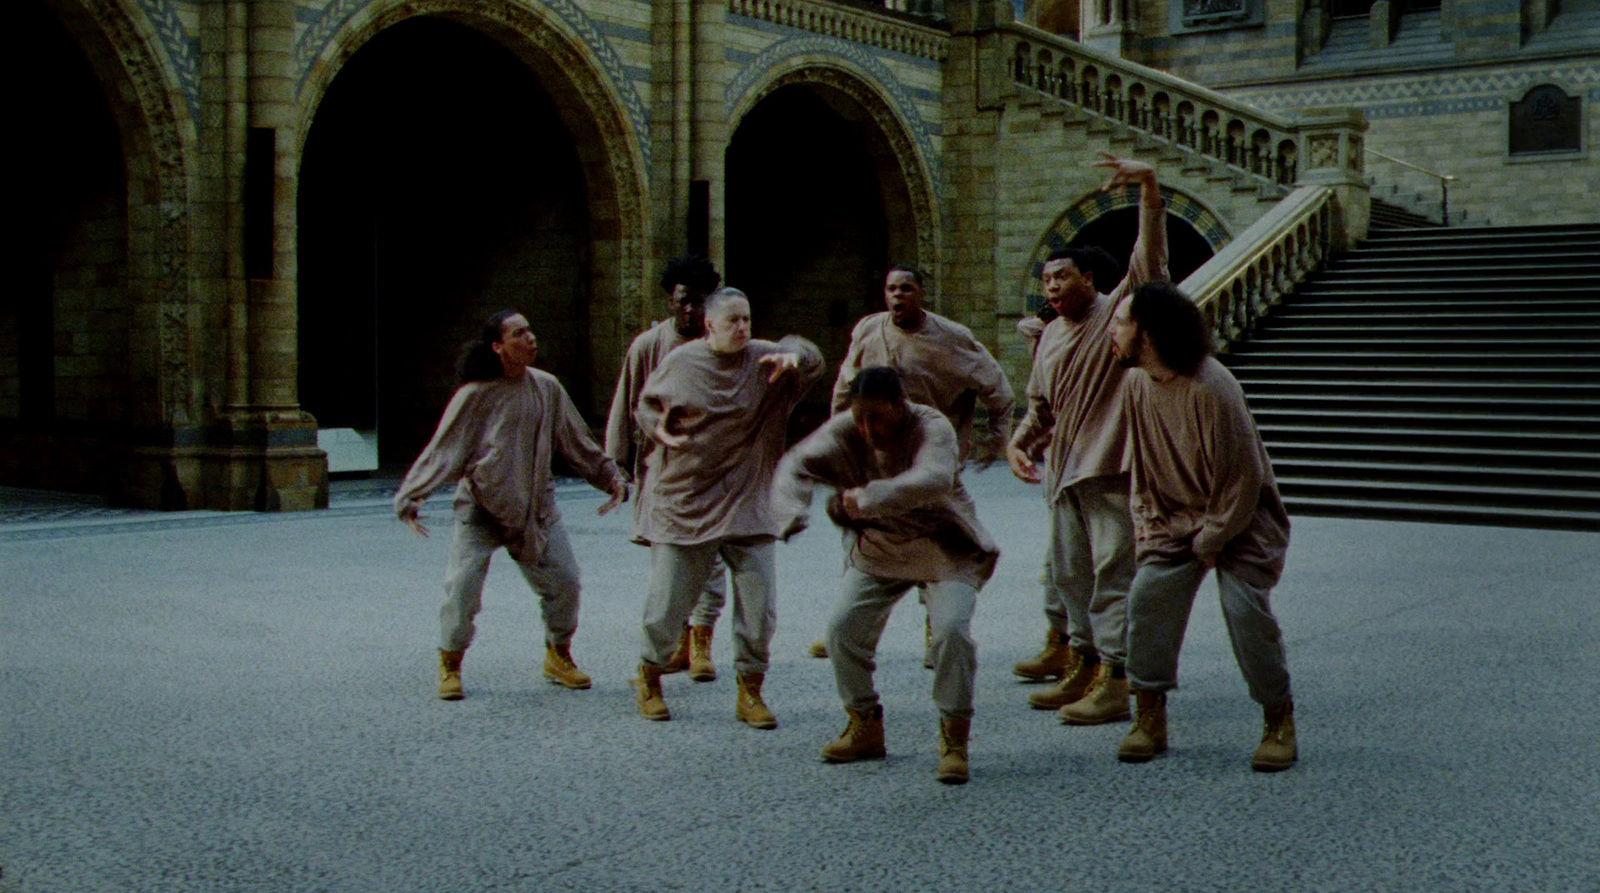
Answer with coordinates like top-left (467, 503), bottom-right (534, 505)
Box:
top-left (1128, 282), bottom-right (1211, 376)
top-left (848, 366), bottom-right (905, 404)
top-left (703, 286), bottom-right (748, 317)
top-left (660, 255), bottom-right (722, 296)
top-left (1044, 246), bottom-right (1121, 292)
top-left (886, 264), bottom-right (925, 287)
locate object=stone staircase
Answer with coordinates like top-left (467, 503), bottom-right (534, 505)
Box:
top-left (1369, 196), bottom-right (1439, 229)
top-left (1225, 223), bottom-right (1600, 531)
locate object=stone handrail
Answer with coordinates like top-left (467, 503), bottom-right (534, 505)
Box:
top-left (1180, 185), bottom-right (1336, 348)
top-left (728, 0), bottom-right (951, 61)
top-left (1002, 21), bottom-right (1365, 193)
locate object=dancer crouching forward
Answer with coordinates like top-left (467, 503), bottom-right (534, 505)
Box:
top-left (1109, 283), bottom-right (1296, 771)
top-left (631, 287), bottom-right (824, 727)
top-left (395, 311), bottom-right (628, 701)
top-left (773, 367), bottom-right (999, 784)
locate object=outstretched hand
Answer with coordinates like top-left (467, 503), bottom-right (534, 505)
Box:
top-left (759, 352), bottom-right (803, 383)
top-left (598, 480), bottom-right (629, 516)
top-left (399, 504), bottom-right (430, 539)
top-left (1093, 152), bottom-right (1156, 192)
top-left (1006, 443), bottom-right (1043, 485)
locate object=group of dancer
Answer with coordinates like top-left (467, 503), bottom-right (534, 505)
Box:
top-left (393, 156), bottom-right (1297, 785)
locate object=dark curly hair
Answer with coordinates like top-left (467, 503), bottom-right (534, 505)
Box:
top-left (660, 255), bottom-right (722, 296)
top-left (1044, 246), bottom-right (1122, 293)
top-left (1128, 282), bottom-right (1211, 376)
top-left (456, 310), bottom-right (522, 382)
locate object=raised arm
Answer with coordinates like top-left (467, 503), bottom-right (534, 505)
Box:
top-left (1094, 155), bottom-right (1170, 300)
top-left (770, 415), bottom-right (853, 541)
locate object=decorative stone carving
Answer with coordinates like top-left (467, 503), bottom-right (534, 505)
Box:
top-left (1510, 84), bottom-right (1582, 155)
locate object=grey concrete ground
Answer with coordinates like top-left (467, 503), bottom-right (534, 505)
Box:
top-left (2, 470), bottom-right (1597, 892)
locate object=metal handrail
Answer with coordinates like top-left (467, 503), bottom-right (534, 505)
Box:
top-left (1366, 148), bottom-right (1455, 225)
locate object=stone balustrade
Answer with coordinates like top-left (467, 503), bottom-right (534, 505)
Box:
top-left (728, 0), bottom-right (951, 61)
top-left (1005, 23), bottom-right (1370, 194)
top-left (1179, 185), bottom-right (1335, 347)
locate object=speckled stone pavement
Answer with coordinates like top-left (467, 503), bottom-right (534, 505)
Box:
top-left (3, 470), bottom-right (1597, 892)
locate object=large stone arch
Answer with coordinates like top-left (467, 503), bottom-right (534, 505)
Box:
top-left (1020, 185), bottom-right (1231, 313)
top-left (10, 0), bottom-right (197, 503)
top-left (293, 0), bottom-right (651, 418)
top-left (727, 57), bottom-right (941, 278)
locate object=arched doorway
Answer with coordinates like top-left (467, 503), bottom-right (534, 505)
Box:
top-left (725, 79), bottom-right (926, 432)
top-left (298, 17), bottom-right (595, 469)
top-left (1022, 188), bottom-right (1227, 314)
top-left (3, 2), bottom-right (131, 493)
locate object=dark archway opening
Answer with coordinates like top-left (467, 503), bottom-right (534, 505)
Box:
top-left (2, 2), bottom-right (129, 492)
top-left (299, 16), bottom-right (591, 470)
top-left (726, 82), bottom-right (917, 434)
top-left (1067, 208), bottom-right (1216, 287)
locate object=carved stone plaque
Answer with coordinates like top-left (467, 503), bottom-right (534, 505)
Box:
top-left (1510, 85), bottom-right (1581, 155)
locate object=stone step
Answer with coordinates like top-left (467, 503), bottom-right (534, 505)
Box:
top-left (1265, 440), bottom-right (1600, 472)
top-left (1276, 476), bottom-right (1600, 515)
top-left (1229, 351), bottom-right (1600, 367)
top-left (1279, 494), bottom-right (1600, 531)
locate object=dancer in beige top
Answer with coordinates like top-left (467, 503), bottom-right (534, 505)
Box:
top-left (808, 265), bottom-right (1015, 662)
top-left (605, 255), bottom-right (728, 681)
top-left (1008, 154), bottom-right (1169, 724)
top-left (396, 311), bottom-right (627, 701)
top-left (774, 366), bottom-right (998, 784)
top-left (1108, 281), bottom-right (1296, 771)
top-left (630, 288), bottom-right (825, 727)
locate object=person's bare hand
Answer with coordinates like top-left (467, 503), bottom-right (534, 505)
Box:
top-left (654, 408), bottom-right (689, 449)
top-left (759, 352), bottom-right (803, 383)
top-left (598, 481), bottom-right (629, 516)
top-left (1093, 152), bottom-right (1155, 192)
top-left (1007, 443), bottom-right (1042, 485)
top-left (399, 505), bottom-right (430, 539)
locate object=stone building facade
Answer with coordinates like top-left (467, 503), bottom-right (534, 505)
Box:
top-left (6, 0), bottom-right (1594, 510)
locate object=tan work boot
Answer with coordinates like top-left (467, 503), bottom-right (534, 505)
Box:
top-left (807, 639), bottom-right (829, 659)
top-left (630, 665), bottom-right (671, 721)
top-left (1252, 700), bottom-right (1298, 772)
top-left (736, 673), bottom-right (777, 729)
top-left (1013, 629), bottom-right (1074, 681)
top-left (662, 623), bottom-right (692, 674)
top-left (1117, 690), bottom-right (1168, 763)
top-left (1027, 652), bottom-right (1093, 709)
top-left (822, 705), bottom-right (886, 763)
top-left (937, 717), bottom-right (971, 785)
top-left (689, 625), bottom-right (717, 682)
top-left (923, 616), bottom-right (935, 670)
top-left (542, 643), bottom-right (592, 690)
top-left (1058, 664), bottom-right (1131, 725)
top-left (437, 649), bottom-right (465, 701)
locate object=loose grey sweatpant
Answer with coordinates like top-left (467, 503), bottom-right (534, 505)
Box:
top-left (689, 555), bottom-right (729, 628)
top-left (1125, 558), bottom-right (1292, 706)
top-left (1043, 474), bottom-right (1134, 666)
top-left (440, 509), bottom-right (581, 652)
top-left (642, 538), bottom-right (776, 676)
top-left (826, 568), bottom-right (979, 721)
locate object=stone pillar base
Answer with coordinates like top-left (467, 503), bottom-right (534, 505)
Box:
top-left (113, 414), bottom-right (329, 511)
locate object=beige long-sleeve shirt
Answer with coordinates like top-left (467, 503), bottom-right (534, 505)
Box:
top-left (772, 403), bottom-right (999, 589)
top-left (635, 335), bottom-right (825, 546)
top-left (1123, 357), bottom-right (1291, 589)
top-left (830, 310), bottom-right (1015, 463)
top-left (604, 319), bottom-right (694, 542)
top-left (1012, 200), bottom-right (1169, 499)
top-left (394, 368), bottom-right (624, 562)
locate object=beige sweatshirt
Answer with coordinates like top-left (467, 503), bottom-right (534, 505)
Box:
top-left (830, 310), bottom-right (1015, 463)
top-left (1123, 357), bottom-right (1291, 589)
top-left (394, 368), bottom-right (623, 562)
top-left (635, 336), bottom-right (825, 546)
top-left (772, 403), bottom-right (999, 589)
top-left (1012, 200), bottom-right (1170, 497)
top-left (604, 319), bottom-right (695, 542)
